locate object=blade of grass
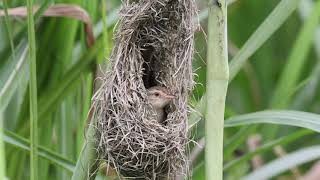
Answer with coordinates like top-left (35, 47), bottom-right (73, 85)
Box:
top-left (2, 0), bottom-right (15, 59)
top-left (197, 124), bottom-right (302, 178)
top-left (270, 0), bottom-right (320, 109)
top-left (0, 0), bottom-right (53, 61)
top-left (0, 112), bottom-right (5, 180)
top-left (243, 145), bottom-right (320, 180)
top-left (3, 130), bottom-right (75, 172)
top-left (71, 115), bottom-right (98, 180)
top-left (0, 41), bottom-right (28, 112)
top-left (263, 2), bottom-right (320, 159)
top-left (0, 4), bottom-right (95, 47)
top-left (18, 37), bottom-right (103, 135)
top-left (93, 7), bottom-right (120, 37)
top-left (189, 0), bottom-right (303, 130)
top-left (190, 108), bottom-right (320, 164)
top-left (59, 99), bottom-right (75, 180)
top-left (49, 2), bottom-right (82, 179)
top-left (26, 0), bottom-right (38, 179)
top-left (37, 39), bottom-right (102, 122)
top-left (38, 117), bottom-right (53, 180)
top-left (224, 110), bottom-right (320, 133)
top-left (72, 10), bottom-right (114, 179)
top-left (77, 73), bottom-right (93, 156)
top-left (293, 0), bottom-right (320, 109)
top-left (229, 0), bottom-right (301, 80)
top-left (228, 2), bottom-right (320, 176)
top-left (299, 0), bottom-right (320, 56)
top-left (0, 2), bottom-right (100, 179)
top-left (7, 150), bottom-right (26, 180)
top-left (72, 6), bottom-right (114, 177)
top-left (205, 1), bottom-right (229, 180)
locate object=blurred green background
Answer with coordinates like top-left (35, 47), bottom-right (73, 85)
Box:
top-left (1, 0), bottom-right (320, 179)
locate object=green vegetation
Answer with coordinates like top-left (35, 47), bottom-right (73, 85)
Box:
top-left (1, 0), bottom-right (320, 179)
top-left (206, 1), bottom-right (229, 180)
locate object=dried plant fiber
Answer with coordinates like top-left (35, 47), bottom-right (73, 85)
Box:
top-left (92, 0), bottom-right (196, 179)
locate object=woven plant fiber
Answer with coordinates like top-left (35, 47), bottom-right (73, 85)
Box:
top-left (93, 0), bottom-right (197, 179)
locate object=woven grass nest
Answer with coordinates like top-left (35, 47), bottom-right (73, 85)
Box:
top-left (93, 0), bottom-right (197, 179)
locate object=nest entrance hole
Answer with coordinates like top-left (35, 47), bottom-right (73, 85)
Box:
top-left (141, 45), bottom-right (158, 89)
top-left (141, 45), bottom-right (173, 124)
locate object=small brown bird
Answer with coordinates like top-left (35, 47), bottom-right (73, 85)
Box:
top-left (147, 86), bottom-right (175, 122)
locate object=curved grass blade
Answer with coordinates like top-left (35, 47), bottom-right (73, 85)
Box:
top-left (0, 41), bottom-right (28, 112)
top-left (270, 0), bottom-right (320, 109)
top-left (0, 4), bottom-right (95, 47)
top-left (243, 145), bottom-right (320, 180)
top-left (3, 130), bottom-right (75, 172)
top-left (189, 0), bottom-right (303, 130)
top-left (229, 0), bottom-right (301, 80)
top-left (225, 110), bottom-right (320, 133)
top-left (293, 0), bottom-right (320, 109)
top-left (0, 0), bottom-right (53, 62)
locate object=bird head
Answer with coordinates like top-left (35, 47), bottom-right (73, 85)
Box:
top-left (147, 86), bottom-right (175, 109)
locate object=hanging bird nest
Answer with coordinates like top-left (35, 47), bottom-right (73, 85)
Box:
top-left (92, 0), bottom-right (196, 179)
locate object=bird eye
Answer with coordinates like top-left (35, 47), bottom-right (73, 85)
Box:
top-left (154, 93), bottom-right (160, 97)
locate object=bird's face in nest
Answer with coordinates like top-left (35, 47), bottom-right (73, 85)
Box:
top-left (147, 86), bottom-right (175, 109)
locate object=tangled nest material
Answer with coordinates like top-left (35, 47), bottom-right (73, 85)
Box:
top-left (93, 0), bottom-right (196, 179)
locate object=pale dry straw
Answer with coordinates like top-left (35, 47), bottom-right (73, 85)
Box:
top-left (92, 0), bottom-right (196, 179)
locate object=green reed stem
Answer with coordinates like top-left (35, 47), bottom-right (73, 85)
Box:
top-left (205, 0), bottom-right (229, 180)
top-left (26, 0), bottom-right (38, 179)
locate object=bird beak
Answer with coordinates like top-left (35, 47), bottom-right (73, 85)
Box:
top-left (164, 94), bottom-right (175, 99)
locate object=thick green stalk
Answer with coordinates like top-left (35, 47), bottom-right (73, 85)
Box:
top-left (205, 0), bottom-right (229, 180)
top-left (26, 0), bottom-right (38, 179)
